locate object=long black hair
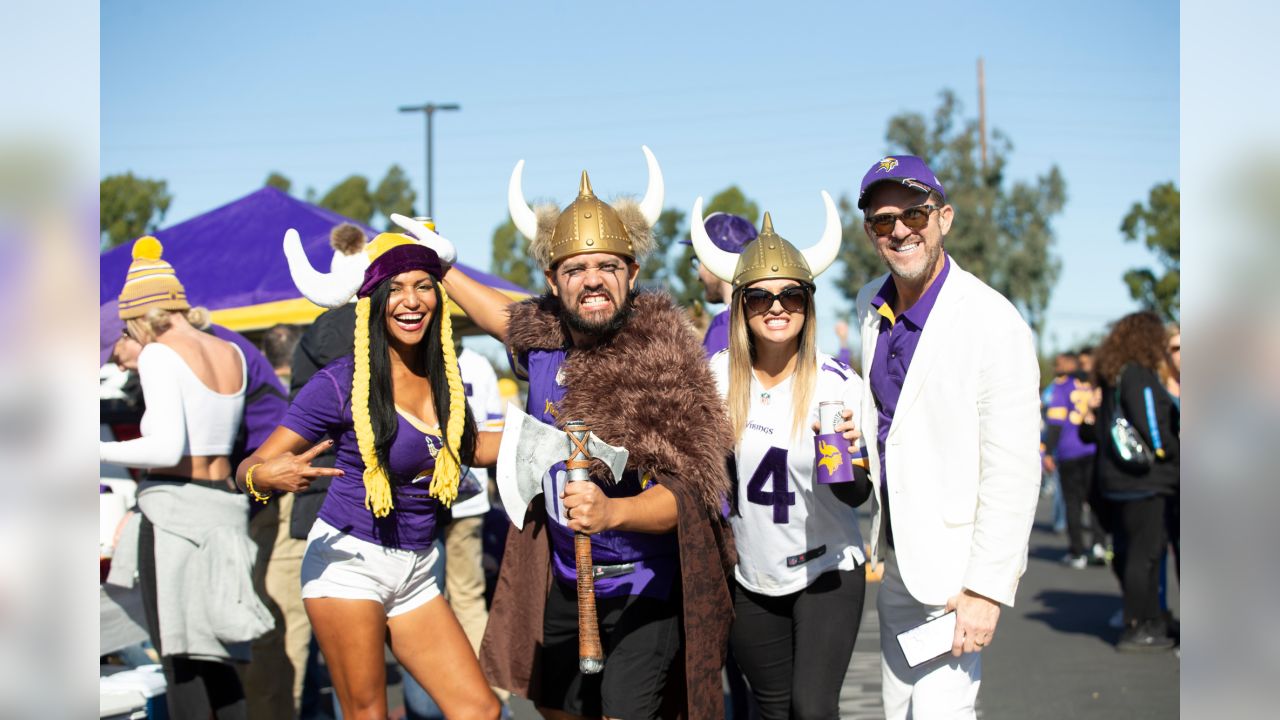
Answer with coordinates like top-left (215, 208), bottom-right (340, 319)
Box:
top-left (365, 276), bottom-right (477, 483)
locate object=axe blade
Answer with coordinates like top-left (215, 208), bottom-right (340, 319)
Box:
top-left (586, 435), bottom-right (629, 484)
top-left (496, 403), bottom-right (564, 530)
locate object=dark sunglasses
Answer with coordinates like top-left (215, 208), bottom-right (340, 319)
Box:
top-left (742, 285), bottom-right (809, 315)
top-left (865, 203), bottom-right (941, 236)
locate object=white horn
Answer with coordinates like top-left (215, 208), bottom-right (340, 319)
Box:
top-left (799, 191), bottom-right (843, 279)
top-left (638, 145), bottom-right (664, 226)
top-left (507, 159), bottom-right (539, 242)
top-left (283, 228), bottom-right (363, 308)
top-left (689, 197), bottom-right (738, 284)
top-left (389, 213), bottom-right (457, 265)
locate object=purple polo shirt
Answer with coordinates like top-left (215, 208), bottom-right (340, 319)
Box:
top-left (510, 347), bottom-right (679, 600)
top-left (868, 255), bottom-right (951, 546)
top-left (702, 309), bottom-right (731, 358)
top-left (282, 356), bottom-right (445, 550)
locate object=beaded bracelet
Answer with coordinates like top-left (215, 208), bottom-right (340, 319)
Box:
top-left (245, 463), bottom-right (272, 504)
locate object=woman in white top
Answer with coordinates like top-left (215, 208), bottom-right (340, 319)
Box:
top-left (692, 197), bottom-right (871, 720)
top-left (100, 238), bottom-right (258, 720)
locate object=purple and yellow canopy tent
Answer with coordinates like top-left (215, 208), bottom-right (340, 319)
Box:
top-left (100, 187), bottom-right (529, 333)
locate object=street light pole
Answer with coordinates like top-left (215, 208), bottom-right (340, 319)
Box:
top-left (398, 102), bottom-right (460, 217)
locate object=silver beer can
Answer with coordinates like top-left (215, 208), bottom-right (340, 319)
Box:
top-left (818, 401), bottom-right (845, 435)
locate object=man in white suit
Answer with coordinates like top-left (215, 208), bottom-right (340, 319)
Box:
top-left (852, 155), bottom-right (1041, 719)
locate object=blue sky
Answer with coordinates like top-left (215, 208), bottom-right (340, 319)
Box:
top-left (102, 0), bottom-right (1177, 353)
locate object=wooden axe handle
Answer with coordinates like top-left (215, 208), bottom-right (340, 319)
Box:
top-left (575, 531), bottom-right (604, 673)
top-left (564, 420), bottom-right (605, 674)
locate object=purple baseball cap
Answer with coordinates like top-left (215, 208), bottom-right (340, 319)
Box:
top-left (857, 155), bottom-right (946, 209)
top-left (681, 211), bottom-right (758, 253)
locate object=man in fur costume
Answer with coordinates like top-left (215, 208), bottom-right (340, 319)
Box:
top-left (391, 147), bottom-right (735, 720)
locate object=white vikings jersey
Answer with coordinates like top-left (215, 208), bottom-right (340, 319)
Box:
top-left (711, 350), bottom-right (867, 596)
top-left (453, 348), bottom-right (506, 519)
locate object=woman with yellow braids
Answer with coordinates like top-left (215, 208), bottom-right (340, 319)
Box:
top-left (236, 229), bottom-right (501, 720)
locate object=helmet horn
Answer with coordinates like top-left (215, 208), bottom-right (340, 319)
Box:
top-left (507, 159), bottom-right (539, 242)
top-left (283, 228), bottom-right (364, 308)
top-left (389, 213), bottom-right (457, 265)
top-left (799, 191), bottom-right (842, 278)
top-left (638, 145), bottom-right (664, 227)
top-left (689, 197), bottom-right (738, 284)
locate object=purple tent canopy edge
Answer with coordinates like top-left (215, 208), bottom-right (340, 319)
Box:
top-left (99, 187), bottom-right (528, 309)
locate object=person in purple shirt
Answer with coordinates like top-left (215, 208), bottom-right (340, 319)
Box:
top-left (1040, 352), bottom-right (1103, 568)
top-left (680, 211), bottom-right (757, 356)
top-left (852, 155), bottom-right (1041, 719)
top-left (410, 150), bottom-right (734, 720)
top-left (237, 230), bottom-right (502, 720)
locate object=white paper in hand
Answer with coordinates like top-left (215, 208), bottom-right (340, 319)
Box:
top-left (895, 611), bottom-right (956, 668)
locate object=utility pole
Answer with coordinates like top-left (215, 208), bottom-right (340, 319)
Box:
top-left (977, 58), bottom-right (988, 171)
top-left (398, 102), bottom-right (461, 217)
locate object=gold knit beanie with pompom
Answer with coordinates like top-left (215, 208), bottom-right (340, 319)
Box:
top-left (117, 236), bottom-right (191, 319)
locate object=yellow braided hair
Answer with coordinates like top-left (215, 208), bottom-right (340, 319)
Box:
top-left (352, 296), bottom-right (394, 517)
top-left (428, 284), bottom-right (466, 507)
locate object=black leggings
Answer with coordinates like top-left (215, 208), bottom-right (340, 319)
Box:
top-left (731, 568), bottom-right (865, 720)
top-left (1111, 495), bottom-right (1168, 627)
top-left (139, 516), bottom-right (248, 720)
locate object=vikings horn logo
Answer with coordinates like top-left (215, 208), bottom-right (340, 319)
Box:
top-left (817, 439), bottom-right (843, 477)
top-left (877, 157), bottom-right (898, 173)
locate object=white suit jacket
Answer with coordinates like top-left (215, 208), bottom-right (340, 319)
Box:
top-left (855, 259), bottom-right (1041, 607)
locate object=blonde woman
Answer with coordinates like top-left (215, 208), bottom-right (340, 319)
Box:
top-left (239, 228), bottom-right (501, 720)
top-left (691, 196), bottom-right (870, 720)
top-left (100, 238), bottom-right (262, 720)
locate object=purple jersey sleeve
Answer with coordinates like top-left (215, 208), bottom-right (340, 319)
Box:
top-left (282, 366), bottom-right (347, 442)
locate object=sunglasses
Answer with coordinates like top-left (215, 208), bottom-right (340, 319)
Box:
top-left (865, 203), bottom-right (941, 236)
top-left (742, 286), bottom-right (809, 315)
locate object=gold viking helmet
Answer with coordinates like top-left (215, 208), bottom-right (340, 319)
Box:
top-left (690, 191), bottom-right (843, 289)
top-left (508, 146), bottom-right (665, 268)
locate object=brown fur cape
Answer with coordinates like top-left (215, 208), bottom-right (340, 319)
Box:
top-left (479, 291), bottom-right (735, 720)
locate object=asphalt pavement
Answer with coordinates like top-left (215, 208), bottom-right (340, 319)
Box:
top-left (449, 494), bottom-right (1180, 719)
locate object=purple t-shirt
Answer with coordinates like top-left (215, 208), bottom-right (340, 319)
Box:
top-left (1042, 375), bottom-right (1097, 461)
top-left (868, 255), bottom-right (951, 543)
top-left (282, 356), bottom-right (445, 550)
top-left (702, 309), bottom-right (731, 358)
top-left (511, 348), bottom-right (679, 600)
top-left (210, 325), bottom-right (287, 453)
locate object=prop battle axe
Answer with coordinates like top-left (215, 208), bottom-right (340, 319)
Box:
top-left (496, 404), bottom-right (629, 674)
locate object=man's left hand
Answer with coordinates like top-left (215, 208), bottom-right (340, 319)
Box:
top-left (562, 481), bottom-right (614, 535)
top-left (945, 589), bottom-right (1001, 655)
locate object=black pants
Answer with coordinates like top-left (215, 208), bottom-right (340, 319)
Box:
top-left (139, 516), bottom-right (248, 720)
top-left (731, 568), bottom-right (866, 720)
top-left (540, 579), bottom-right (682, 719)
top-left (1111, 495), bottom-right (1168, 627)
top-left (1060, 456), bottom-right (1101, 556)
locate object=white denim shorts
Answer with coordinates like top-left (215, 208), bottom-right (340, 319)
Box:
top-left (300, 518), bottom-right (444, 618)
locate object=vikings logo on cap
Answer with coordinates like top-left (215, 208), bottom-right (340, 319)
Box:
top-left (877, 157), bottom-right (899, 173)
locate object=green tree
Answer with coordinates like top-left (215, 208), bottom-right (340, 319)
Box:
top-left (100, 172), bottom-right (173, 248)
top-left (373, 164), bottom-right (417, 230)
top-left (265, 172), bottom-right (292, 194)
top-left (318, 175), bottom-right (373, 224)
top-left (837, 90), bottom-right (1066, 340)
top-left (705, 185), bottom-right (760, 225)
top-left (1119, 182), bottom-right (1179, 322)
top-left (489, 217), bottom-right (542, 292)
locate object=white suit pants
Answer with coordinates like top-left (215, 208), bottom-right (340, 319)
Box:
top-left (878, 549), bottom-right (981, 719)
